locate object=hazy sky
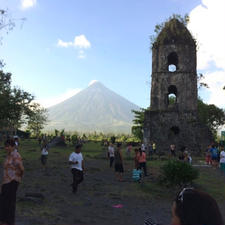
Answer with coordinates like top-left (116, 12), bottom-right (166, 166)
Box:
top-left (0, 0), bottom-right (224, 108)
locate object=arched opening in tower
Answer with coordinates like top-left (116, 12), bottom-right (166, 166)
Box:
top-left (167, 85), bottom-right (177, 106)
top-left (170, 126), bottom-right (180, 135)
top-left (167, 52), bottom-right (178, 72)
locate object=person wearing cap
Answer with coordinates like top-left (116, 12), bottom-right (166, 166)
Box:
top-left (69, 144), bottom-right (84, 193)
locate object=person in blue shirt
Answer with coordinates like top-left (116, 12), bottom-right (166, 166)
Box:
top-left (210, 144), bottom-right (219, 168)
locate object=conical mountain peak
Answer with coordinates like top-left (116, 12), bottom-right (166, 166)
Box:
top-left (45, 82), bottom-right (140, 133)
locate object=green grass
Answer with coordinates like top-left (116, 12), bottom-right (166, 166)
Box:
top-left (1, 139), bottom-right (225, 203)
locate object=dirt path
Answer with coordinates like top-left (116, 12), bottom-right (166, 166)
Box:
top-left (15, 158), bottom-right (172, 225)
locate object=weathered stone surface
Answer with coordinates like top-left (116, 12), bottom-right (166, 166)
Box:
top-left (144, 19), bottom-right (213, 152)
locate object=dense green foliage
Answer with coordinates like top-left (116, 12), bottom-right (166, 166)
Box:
top-left (0, 70), bottom-right (47, 133)
top-left (198, 99), bottom-right (225, 134)
top-left (150, 14), bottom-right (191, 48)
top-left (160, 160), bottom-right (199, 187)
top-left (26, 103), bottom-right (48, 136)
top-left (131, 108), bottom-right (146, 141)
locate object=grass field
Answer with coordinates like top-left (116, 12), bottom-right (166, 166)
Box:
top-left (0, 139), bottom-right (224, 225)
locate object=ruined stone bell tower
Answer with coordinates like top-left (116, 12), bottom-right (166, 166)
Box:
top-left (144, 18), bottom-right (212, 152)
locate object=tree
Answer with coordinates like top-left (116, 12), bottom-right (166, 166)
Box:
top-left (26, 103), bottom-right (48, 137)
top-left (0, 70), bottom-right (34, 130)
top-left (0, 9), bottom-right (26, 67)
top-left (131, 108), bottom-right (146, 141)
top-left (198, 99), bottom-right (225, 134)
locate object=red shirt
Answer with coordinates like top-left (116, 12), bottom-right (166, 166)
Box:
top-left (137, 152), bottom-right (146, 163)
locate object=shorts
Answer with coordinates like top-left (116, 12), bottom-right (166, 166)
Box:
top-left (220, 163), bottom-right (225, 172)
top-left (41, 155), bottom-right (48, 165)
top-left (115, 163), bottom-right (124, 173)
top-left (170, 150), bottom-right (176, 156)
top-left (211, 156), bottom-right (219, 161)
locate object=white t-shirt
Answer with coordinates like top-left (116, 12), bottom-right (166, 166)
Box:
top-left (108, 146), bottom-right (115, 157)
top-left (69, 152), bottom-right (83, 171)
top-left (220, 151), bottom-right (225, 163)
top-left (41, 147), bottom-right (48, 156)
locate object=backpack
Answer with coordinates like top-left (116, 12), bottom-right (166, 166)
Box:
top-left (132, 169), bottom-right (142, 182)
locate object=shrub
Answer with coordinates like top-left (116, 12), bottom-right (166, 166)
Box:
top-left (159, 160), bottom-right (199, 187)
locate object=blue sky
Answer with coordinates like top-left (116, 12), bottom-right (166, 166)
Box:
top-left (0, 0), bottom-right (224, 109)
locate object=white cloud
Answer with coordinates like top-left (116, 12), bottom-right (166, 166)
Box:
top-left (188, 0), bottom-right (225, 70)
top-left (188, 0), bottom-right (225, 109)
top-left (21, 0), bottom-right (36, 9)
top-left (57, 39), bottom-right (73, 48)
top-left (201, 71), bottom-right (225, 108)
top-left (88, 80), bottom-right (98, 86)
top-left (57, 35), bottom-right (91, 59)
top-left (78, 50), bottom-right (86, 59)
top-left (37, 88), bottom-right (81, 108)
top-left (74, 35), bottom-right (91, 49)
top-left (57, 35), bottom-right (91, 49)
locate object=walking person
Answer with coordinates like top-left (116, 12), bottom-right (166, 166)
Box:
top-left (114, 143), bottom-right (124, 182)
top-left (137, 148), bottom-right (147, 176)
top-left (69, 144), bottom-right (84, 194)
top-left (108, 143), bottom-right (115, 168)
top-left (0, 139), bottom-right (24, 225)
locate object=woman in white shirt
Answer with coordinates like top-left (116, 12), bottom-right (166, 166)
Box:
top-left (220, 148), bottom-right (225, 173)
top-left (41, 142), bottom-right (48, 170)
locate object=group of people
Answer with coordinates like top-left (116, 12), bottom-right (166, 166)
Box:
top-left (205, 144), bottom-right (225, 172)
top-left (1, 137), bottom-right (225, 225)
top-left (107, 143), bottom-right (148, 182)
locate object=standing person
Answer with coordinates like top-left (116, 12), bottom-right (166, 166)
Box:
top-left (108, 143), bottom-right (115, 168)
top-left (152, 142), bottom-right (156, 154)
top-left (0, 139), bottom-right (24, 225)
top-left (69, 144), bottom-right (84, 194)
top-left (137, 148), bottom-right (147, 176)
top-left (210, 145), bottom-right (219, 168)
top-left (134, 148), bottom-right (139, 169)
top-left (170, 144), bottom-right (176, 157)
top-left (13, 136), bottom-right (19, 152)
top-left (41, 142), bottom-right (49, 171)
top-left (141, 143), bottom-right (145, 151)
top-left (219, 147), bottom-right (225, 174)
top-left (205, 145), bottom-right (212, 165)
top-left (148, 142), bottom-right (153, 158)
top-left (114, 143), bottom-right (124, 182)
top-left (126, 143), bottom-right (132, 158)
top-left (183, 151), bottom-right (192, 164)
